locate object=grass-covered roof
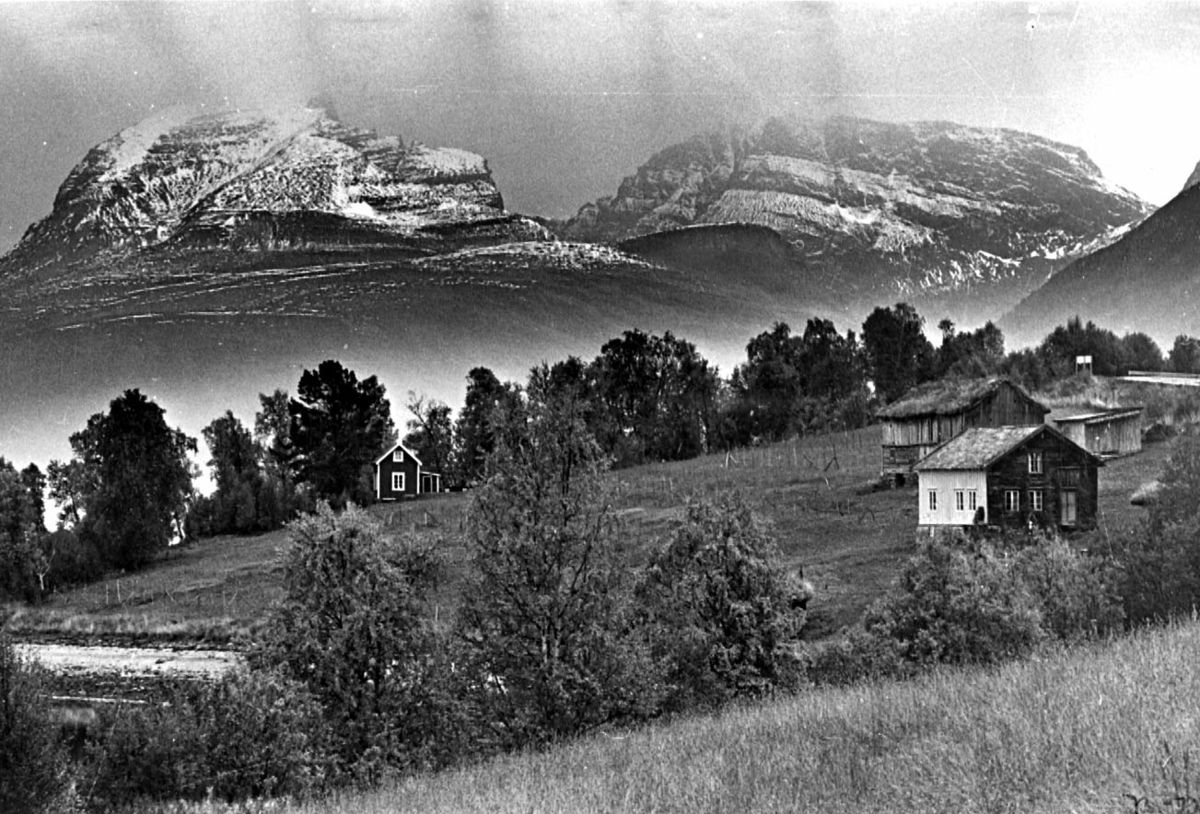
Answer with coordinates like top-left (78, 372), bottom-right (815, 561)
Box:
top-left (876, 376), bottom-right (1045, 420)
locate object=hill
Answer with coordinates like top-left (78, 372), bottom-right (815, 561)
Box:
top-left (1001, 180), bottom-right (1200, 348)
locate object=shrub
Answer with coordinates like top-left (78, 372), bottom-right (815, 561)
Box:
top-left (637, 495), bottom-right (809, 710)
top-left (1010, 535), bottom-right (1124, 643)
top-left (0, 633), bottom-right (72, 814)
top-left (862, 535), bottom-right (1045, 668)
top-left (256, 503), bottom-right (454, 782)
top-left (83, 668), bottom-right (330, 808)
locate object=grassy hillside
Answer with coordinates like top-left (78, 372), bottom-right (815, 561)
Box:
top-left (9, 425), bottom-right (1170, 645)
top-left (228, 618), bottom-right (1200, 814)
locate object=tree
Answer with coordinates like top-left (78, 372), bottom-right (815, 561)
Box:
top-left (258, 503), bottom-right (451, 780)
top-left (1122, 332), bottom-right (1164, 372)
top-left (1169, 335), bottom-right (1200, 374)
top-left (0, 460), bottom-right (46, 602)
top-left (195, 411), bottom-right (268, 536)
top-left (289, 361), bottom-right (395, 507)
top-left (457, 376), bottom-right (661, 745)
top-left (255, 388), bottom-right (307, 525)
top-left (590, 329), bottom-right (720, 465)
top-left (0, 634), bottom-right (70, 814)
top-left (402, 393), bottom-right (455, 478)
top-left (936, 320), bottom-right (1005, 378)
top-left (862, 303), bottom-right (936, 402)
top-left (68, 390), bottom-right (196, 570)
top-left (453, 367), bottom-right (519, 486)
top-left (1039, 316), bottom-right (1129, 376)
top-left (637, 495), bottom-right (809, 710)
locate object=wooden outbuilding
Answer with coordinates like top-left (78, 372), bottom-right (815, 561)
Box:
top-left (876, 377), bottom-right (1048, 479)
top-left (1053, 407), bottom-right (1143, 458)
top-left (913, 424), bottom-right (1102, 533)
top-left (374, 442), bottom-right (443, 500)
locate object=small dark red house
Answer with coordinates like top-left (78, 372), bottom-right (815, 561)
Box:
top-left (374, 442), bottom-right (443, 500)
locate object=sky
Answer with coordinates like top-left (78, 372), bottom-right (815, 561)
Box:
top-left (4, 1), bottom-right (1200, 256)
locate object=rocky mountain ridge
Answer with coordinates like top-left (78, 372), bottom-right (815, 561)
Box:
top-left (557, 116), bottom-right (1153, 323)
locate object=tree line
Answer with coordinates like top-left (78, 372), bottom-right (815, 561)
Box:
top-left (1, 305), bottom-right (1189, 601)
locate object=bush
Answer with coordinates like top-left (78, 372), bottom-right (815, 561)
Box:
top-left (256, 503), bottom-right (456, 782)
top-left (83, 668), bottom-right (330, 808)
top-left (862, 535), bottom-right (1045, 668)
top-left (0, 634), bottom-right (72, 814)
top-left (1010, 535), bottom-right (1124, 643)
top-left (637, 495), bottom-right (809, 710)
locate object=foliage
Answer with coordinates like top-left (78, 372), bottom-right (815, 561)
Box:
top-left (1008, 534), bottom-right (1124, 643)
top-left (590, 329), bottom-right (721, 466)
top-left (862, 302), bottom-right (936, 402)
top-left (60, 389), bottom-right (196, 571)
top-left (1123, 331), bottom-right (1165, 372)
top-left (256, 503), bottom-right (454, 780)
top-left (402, 392), bottom-right (455, 479)
top-left (254, 388), bottom-right (310, 526)
top-left (1169, 335), bottom-right (1200, 374)
top-left (453, 367), bottom-right (520, 487)
top-left (289, 361), bottom-right (395, 507)
top-left (188, 410), bottom-right (280, 538)
top-left (1039, 315), bottom-right (1129, 376)
top-left (862, 535), bottom-right (1046, 668)
top-left (457, 374), bottom-right (662, 747)
top-left (729, 320), bottom-right (867, 444)
top-left (0, 458), bottom-right (47, 602)
top-left (637, 495), bottom-right (809, 710)
top-left (83, 668), bottom-right (330, 808)
top-left (0, 633), bottom-right (70, 814)
top-left (935, 319), bottom-right (1005, 378)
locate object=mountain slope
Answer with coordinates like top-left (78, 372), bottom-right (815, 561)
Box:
top-left (1001, 181), bottom-right (1200, 347)
top-left (558, 116), bottom-right (1152, 325)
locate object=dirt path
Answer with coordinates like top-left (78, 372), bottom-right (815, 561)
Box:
top-left (17, 643), bottom-right (241, 680)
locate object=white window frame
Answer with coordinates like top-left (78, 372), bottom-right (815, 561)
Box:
top-left (1005, 490), bottom-right (1019, 512)
top-left (1029, 489), bottom-right (1043, 512)
top-left (393, 450), bottom-right (403, 463)
top-left (968, 491), bottom-right (978, 511)
top-left (1028, 451), bottom-right (1043, 474)
top-left (1060, 490), bottom-right (1077, 525)
top-left (955, 490), bottom-right (965, 511)
top-left (392, 472), bottom-right (405, 492)
top-left (928, 490), bottom-right (938, 512)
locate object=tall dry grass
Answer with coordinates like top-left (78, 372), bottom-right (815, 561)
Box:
top-left (246, 619), bottom-right (1200, 814)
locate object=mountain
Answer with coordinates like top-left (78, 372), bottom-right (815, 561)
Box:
top-left (1000, 179), bottom-right (1200, 348)
top-left (0, 106), bottom-right (804, 472)
top-left (556, 116), bottom-right (1153, 326)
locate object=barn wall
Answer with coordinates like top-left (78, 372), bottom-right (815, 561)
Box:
top-left (987, 433), bottom-right (1098, 531)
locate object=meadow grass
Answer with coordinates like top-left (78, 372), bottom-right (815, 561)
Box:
top-left (231, 619), bottom-right (1200, 814)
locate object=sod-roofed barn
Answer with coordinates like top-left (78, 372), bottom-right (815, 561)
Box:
top-left (1052, 407), bottom-right (1143, 458)
top-left (876, 377), bottom-right (1048, 479)
top-left (914, 424), bottom-right (1102, 532)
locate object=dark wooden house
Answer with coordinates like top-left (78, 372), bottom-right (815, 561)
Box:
top-left (374, 442), bottom-right (443, 501)
top-left (877, 377), bottom-right (1048, 479)
top-left (1053, 407), bottom-right (1143, 458)
top-left (913, 424), bottom-right (1102, 532)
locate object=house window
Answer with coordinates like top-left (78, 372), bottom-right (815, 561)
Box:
top-left (1060, 490), bottom-right (1077, 526)
top-left (928, 490), bottom-right (938, 512)
top-left (1029, 489), bottom-right (1043, 512)
top-left (968, 491), bottom-right (977, 511)
top-left (1028, 451), bottom-right (1043, 474)
top-left (392, 472), bottom-right (405, 492)
top-left (1059, 467), bottom-right (1080, 487)
top-left (393, 450), bottom-right (403, 463)
top-left (1004, 490), bottom-right (1019, 512)
top-left (955, 490), bottom-right (965, 511)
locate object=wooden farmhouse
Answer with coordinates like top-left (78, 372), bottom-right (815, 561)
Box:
top-left (374, 442), bottom-right (443, 501)
top-left (876, 377), bottom-right (1048, 480)
top-left (913, 424), bottom-right (1102, 533)
top-left (1052, 407), bottom-right (1143, 458)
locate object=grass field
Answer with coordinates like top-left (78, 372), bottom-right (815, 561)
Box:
top-left (8, 426), bottom-right (1173, 646)
top-left (133, 617), bottom-right (1200, 814)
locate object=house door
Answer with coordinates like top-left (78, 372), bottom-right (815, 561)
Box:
top-left (1060, 490), bottom-right (1077, 526)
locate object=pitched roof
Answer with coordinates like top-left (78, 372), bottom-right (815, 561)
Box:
top-left (914, 424), bottom-right (1100, 471)
top-left (876, 376), bottom-right (1045, 420)
top-left (374, 441), bottom-right (424, 468)
top-left (1053, 407), bottom-right (1144, 425)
